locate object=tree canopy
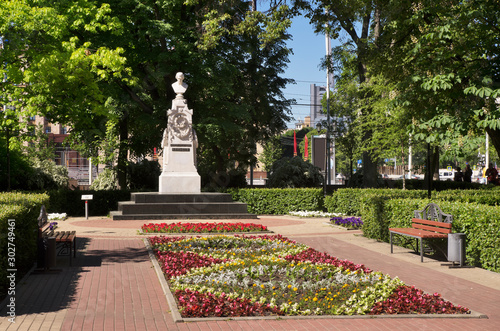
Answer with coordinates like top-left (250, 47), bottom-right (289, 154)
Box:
top-left (295, 0), bottom-right (500, 186)
top-left (1, 0), bottom-right (294, 188)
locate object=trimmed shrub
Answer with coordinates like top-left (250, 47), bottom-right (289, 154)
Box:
top-left (360, 197), bottom-right (500, 273)
top-left (267, 157), bottom-right (323, 188)
top-left (0, 192), bottom-right (50, 298)
top-left (48, 189), bottom-right (131, 216)
top-left (325, 188), bottom-right (428, 215)
top-left (434, 189), bottom-right (500, 206)
top-left (231, 188), bottom-right (324, 214)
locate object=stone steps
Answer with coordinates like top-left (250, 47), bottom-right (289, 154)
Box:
top-left (110, 192), bottom-right (257, 220)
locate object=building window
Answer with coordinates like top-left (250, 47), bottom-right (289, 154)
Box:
top-left (61, 127), bottom-right (67, 134)
top-left (45, 126), bottom-right (51, 133)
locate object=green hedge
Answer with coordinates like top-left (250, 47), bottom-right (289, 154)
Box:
top-left (325, 188), bottom-right (500, 216)
top-left (434, 189), bottom-right (500, 206)
top-left (360, 197), bottom-right (500, 273)
top-left (0, 192), bottom-right (50, 298)
top-left (48, 190), bottom-right (131, 216)
top-left (324, 188), bottom-right (429, 215)
top-left (230, 188), bottom-right (324, 215)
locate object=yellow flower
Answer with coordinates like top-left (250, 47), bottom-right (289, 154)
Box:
top-left (293, 287), bottom-right (298, 291)
top-left (313, 297), bottom-right (318, 302)
top-left (287, 285), bottom-right (292, 289)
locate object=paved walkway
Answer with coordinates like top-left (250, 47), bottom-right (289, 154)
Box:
top-left (1, 216), bottom-right (500, 330)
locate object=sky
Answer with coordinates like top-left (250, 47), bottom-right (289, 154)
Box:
top-left (282, 15), bottom-right (338, 129)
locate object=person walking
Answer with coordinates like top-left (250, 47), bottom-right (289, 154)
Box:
top-left (485, 164), bottom-right (498, 185)
top-left (454, 167), bottom-right (464, 182)
top-left (464, 164), bottom-right (472, 183)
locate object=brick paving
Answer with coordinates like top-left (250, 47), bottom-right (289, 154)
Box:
top-left (1, 215), bottom-right (499, 330)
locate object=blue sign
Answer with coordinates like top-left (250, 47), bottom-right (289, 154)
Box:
top-left (357, 159), bottom-right (362, 165)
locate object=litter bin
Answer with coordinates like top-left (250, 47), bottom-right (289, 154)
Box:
top-left (448, 233), bottom-right (466, 266)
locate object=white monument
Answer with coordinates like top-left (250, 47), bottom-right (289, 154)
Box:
top-left (159, 72), bottom-right (201, 193)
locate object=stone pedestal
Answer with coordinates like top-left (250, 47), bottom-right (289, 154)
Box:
top-left (159, 172), bottom-right (200, 194)
top-left (159, 72), bottom-right (201, 193)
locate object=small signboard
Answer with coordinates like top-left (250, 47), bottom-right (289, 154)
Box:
top-left (81, 194), bottom-right (93, 200)
top-left (447, 166), bottom-right (452, 171)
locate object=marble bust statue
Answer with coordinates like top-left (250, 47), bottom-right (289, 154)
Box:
top-left (172, 72), bottom-right (188, 99)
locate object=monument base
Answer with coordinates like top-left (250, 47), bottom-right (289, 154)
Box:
top-left (110, 192), bottom-right (257, 220)
top-left (159, 172), bottom-right (201, 193)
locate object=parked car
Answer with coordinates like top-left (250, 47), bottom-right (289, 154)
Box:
top-left (398, 174), bottom-right (418, 179)
top-left (439, 169), bottom-right (455, 181)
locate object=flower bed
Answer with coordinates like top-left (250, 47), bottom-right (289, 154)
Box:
top-left (142, 222), bottom-right (268, 234)
top-left (331, 216), bottom-right (363, 230)
top-left (148, 234), bottom-right (469, 317)
top-left (289, 211), bottom-right (344, 218)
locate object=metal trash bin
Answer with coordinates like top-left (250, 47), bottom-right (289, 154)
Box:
top-left (448, 233), bottom-right (466, 266)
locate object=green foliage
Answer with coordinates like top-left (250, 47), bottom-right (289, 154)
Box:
top-left (28, 159), bottom-right (69, 190)
top-left (359, 195), bottom-right (390, 242)
top-left (127, 159), bottom-right (161, 191)
top-left (0, 192), bottom-right (50, 298)
top-left (89, 168), bottom-right (118, 190)
top-left (23, 125), bottom-right (57, 161)
top-left (231, 188), bottom-right (323, 214)
top-left (382, 199), bottom-right (500, 273)
top-left (375, 0), bottom-right (500, 159)
top-left (267, 157), bottom-right (323, 188)
top-left (0, 143), bottom-right (33, 191)
top-left (200, 168), bottom-right (248, 191)
top-left (325, 188), bottom-right (428, 215)
top-left (326, 187), bottom-right (500, 272)
top-left (258, 135), bottom-right (283, 172)
top-left (48, 189), bottom-right (130, 217)
top-left (434, 188), bottom-right (500, 206)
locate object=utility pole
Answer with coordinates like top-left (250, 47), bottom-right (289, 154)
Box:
top-left (325, 16), bottom-right (334, 186)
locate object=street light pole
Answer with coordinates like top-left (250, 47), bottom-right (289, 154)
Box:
top-left (325, 23), bottom-right (332, 187)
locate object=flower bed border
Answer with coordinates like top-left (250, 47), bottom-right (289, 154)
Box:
top-left (139, 222), bottom-right (273, 235)
top-left (142, 237), bottom-right (487, 322)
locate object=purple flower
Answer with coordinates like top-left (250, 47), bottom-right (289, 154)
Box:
top-left (330, 217), bottom-right (363, 229)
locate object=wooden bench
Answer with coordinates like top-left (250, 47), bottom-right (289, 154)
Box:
top-left (38, 206), bottom-right (77, 266)
top-left (389, 203), bottom-right (453, 262)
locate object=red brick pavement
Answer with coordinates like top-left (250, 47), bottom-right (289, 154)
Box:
top-left (1, 217), bottom-right (499, 330)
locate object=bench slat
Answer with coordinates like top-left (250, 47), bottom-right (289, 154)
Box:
top-left (389, 228), bottom-right (449, 239)
top-left (412, 223), bottom-right (452, 234)
top-left (412, 218), bottom-right (452, 229)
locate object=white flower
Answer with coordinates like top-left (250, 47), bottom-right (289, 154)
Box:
top-left (48, 213), bottom-right (67, 220)
top-left (289, 211), bottom-right (345, 218)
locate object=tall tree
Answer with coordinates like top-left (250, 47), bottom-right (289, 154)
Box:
top-left (374, 0), bottom-right (500, 161)
top-left (1, 0), bottom-right (293, 188)
top-left (296, 0), bottom-right (387, 187)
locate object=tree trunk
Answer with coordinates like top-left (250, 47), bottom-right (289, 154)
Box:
top-left (432, 146), bottom-right (440, 180)
top-left (6, 127), bottom-right (11, 191)
top-left (423, 144), bottom-right (440, 191)
top-left (117, 117), bottom-right (129, 189)
top-left (486, 127), bottom-right (500, 160)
